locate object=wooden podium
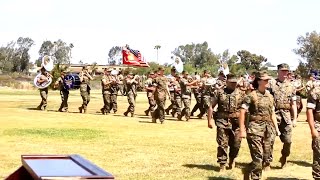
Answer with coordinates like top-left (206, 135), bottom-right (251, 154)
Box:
top-left (6, 154), bottom-right (115, 180)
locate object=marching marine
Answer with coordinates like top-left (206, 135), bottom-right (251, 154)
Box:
top-left (207, 73), bottom-right (246, 171)
top-left (124, 72), bottom-right (138, 117)
top-left (36, 67), bottom-right (52, 111)
top-left (268, 63), bottom-right (297, 168)
top-left (101, 68), bottom-right (112, 115)
top-left (54, 70), bottom-right (69, 112)
top-left (152, 67), bottom-right (170, 124)
top-left (79, 66), bottom-right (93, 113)
top-left (144, 72), bottom-right (156, 116)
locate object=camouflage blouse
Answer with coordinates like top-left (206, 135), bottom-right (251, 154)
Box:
top-left (241, 90), bottom-right (275, 136)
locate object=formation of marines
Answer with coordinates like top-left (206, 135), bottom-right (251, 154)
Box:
top-left (35, 63), bottom-right (320, 179)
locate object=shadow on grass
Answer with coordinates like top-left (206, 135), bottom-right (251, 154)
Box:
top-left (266, 178), bottom-right (306, 180)
top-left (139, 120), bottom-right (156, 124)
top-left (288, 160), bottom-right (312, 167)
top-left (183, 164), bottom-right (220, 172)
top-left (208, 177), bottom-right (235, 180)
top-left (26, 107), bottom-right (40, 111)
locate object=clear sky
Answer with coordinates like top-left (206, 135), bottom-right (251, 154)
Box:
top-left (0, 0), bottom-right (319, 67)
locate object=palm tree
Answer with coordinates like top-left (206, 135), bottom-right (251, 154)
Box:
top-left (154, 45), bottom-right (161, 61)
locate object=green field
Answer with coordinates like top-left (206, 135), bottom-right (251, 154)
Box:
top-left (0, 88), bottom-right (313, 179)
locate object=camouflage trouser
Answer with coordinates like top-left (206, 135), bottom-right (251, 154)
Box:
top-left (199, 95), bottom-right (210, 116)
top-left (118, 84), bottom-right (124, 95)
top-left (181, 98), bottom-right (191, 120)
top-left (216, 124), bottom-right (242, 165)
top-left (59, 90), bottom-right (69, 111)
top-left (38, 88), bottom-right (48, 109)
top-left (175, 97), bottom-right (182, 119)
top-left (247, 132), bottom-right (274, 180)
top-left (154, 97), bottom-right (166, 122)
top-left (110, 94), bottom-right (117, 112)
top-left (125, 93), bottom-right (136, 114)
top-left (166, 92), bottom-right (176, 114)
top-left (191, 94), bottom-right (202, 115)
top-left (312, 136), bottom-right (320, 179)
top-left (269, 111), bottom-right (292, 162)
top-left (102, 93), bottom-right (111, 113)
top-left (147, 96), bottom-right (156, 115)
top-left (296, 95), bottom-right (303, 115)
top-left (80, 90), bottom-right (90, 110)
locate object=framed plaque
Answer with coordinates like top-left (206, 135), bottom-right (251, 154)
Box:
top-left (14, 154), bottom-right (115, 180)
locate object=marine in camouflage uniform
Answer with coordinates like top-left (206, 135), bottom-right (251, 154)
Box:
top-left (306, 86), bottom-right (320, 179)
top-left (101, 68), bottom-right (112, 115)
top-left (110, 74), bottom-right (118, 113)
top-left (152, 67), bottom-right (170, 124)
top-left (198, 71), bottom-right (213, 118)
top-left (174, 75), bottom-right (182, 120)
top-left (79, 66), bottom-right (93, 113)
top-left (190, 81), bottom-right (202, 116)
top-left (144, 72), bottom-right (156, 116)
top-left (37, 67), bottom-right (50, 111)
top-left (293, 75), bottom-right (304, 115)
top-left (180, 71), bottom-right (198, 121)
top-left (207, 74), bottom-right (246, 171)
top-left (268, 63), bottom-right (297, 168)
top-left (165, 77), bottom-right (176, 116)
top-left (124, 73), bottom-right (138, 117)
top-left (118, 72), bottom-right (125, 96)
top-left (239, 71), bottom-right (280, 180)
top-left (54, 70), bottom-right (69, 112)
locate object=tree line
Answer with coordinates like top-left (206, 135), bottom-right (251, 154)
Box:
top-left (1, 31), bottom-right (320, 79)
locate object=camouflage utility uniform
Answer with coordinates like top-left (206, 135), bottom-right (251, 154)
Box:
top-left (180, 77), bottom-right (192, 120)
top-left (110, 75), bottom-right (118, 113)
top-left (174, 78), bottom-right (182, 120)
top-left (79, 74), bottom-right (91, 113)
top-left (101, 74), bottom-right (112, 114)
top-left (268, 78), bottom-right (296, 165)
top-left (307, 87), bottom-right (320, 179)
top-left (199, 77), bottom-right (212, 118)
top-left (56, 76), bottom-right (69, 112)
top-left (152, 75), bottom-right (168, 123)
top-left (166, 79), bottom-right (176, 116)
top-left (145, 77), bottom-right (156, 116)
top-left (37, 73), bottom-right (49, 111)
top-left (212, 87), bottom-right (245, 167)
top-left (124, 76), bottom-right (137, 117)
top-left (241, 90), bottom-right (276, 179)
top-left (191, 83), bottom-right (202, 116)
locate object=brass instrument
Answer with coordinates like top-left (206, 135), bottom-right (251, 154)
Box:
top-left (34, 56), bottom-right (54, 89)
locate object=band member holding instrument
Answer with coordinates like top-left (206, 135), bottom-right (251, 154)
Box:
top-left (36, 67), bottom-right (52, 111)
top-left (79, 66), bottom-right (93, 113)
top-left (54, 70), bottom-right (69, 112)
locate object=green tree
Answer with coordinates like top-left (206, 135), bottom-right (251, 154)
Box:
top-left (237, 50), bottom-right (268, 71)
top-left (154, 45), bottom-right (161, 61)
top-left (108, 46), bottom-right (122, 65)
top-left (172, 41), bottom-right (220, 69)
top-left (294, 31), bottom-right (320, 72)
top-left (39, 39), bottom-right (73, 65)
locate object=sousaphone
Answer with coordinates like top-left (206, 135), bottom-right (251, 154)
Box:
top-left (34, 55), bottom-right (54, 89)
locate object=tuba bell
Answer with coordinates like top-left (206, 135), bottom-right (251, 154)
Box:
top-left (33, 55), bottom-right (54, 89)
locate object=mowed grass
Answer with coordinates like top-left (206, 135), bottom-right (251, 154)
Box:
top-left (0, 88), bottom-right (313, 179)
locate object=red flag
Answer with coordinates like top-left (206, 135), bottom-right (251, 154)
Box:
top-left (122, 46), bottom-right (149, 67)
